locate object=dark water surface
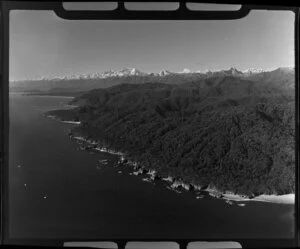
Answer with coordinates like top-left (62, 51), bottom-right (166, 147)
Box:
top-left (9, 93), bottom-right (294, 239)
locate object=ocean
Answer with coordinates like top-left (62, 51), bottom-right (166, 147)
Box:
top-left (8, 93), bottom-right (294, 240)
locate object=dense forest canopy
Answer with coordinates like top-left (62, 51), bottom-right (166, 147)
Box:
top-left (46, 70), bottom-right (296, 197)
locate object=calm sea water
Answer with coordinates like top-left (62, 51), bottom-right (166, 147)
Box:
top-left (9, 93), bottom-right (294, 240)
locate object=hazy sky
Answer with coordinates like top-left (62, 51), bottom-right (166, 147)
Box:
top-left (10, 9), bottom-right (294, 81)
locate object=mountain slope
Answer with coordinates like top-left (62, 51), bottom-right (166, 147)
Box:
top-left (47, 74), bottom-right (295, 197)
top-left (10, 67), bottom-right (294, 94)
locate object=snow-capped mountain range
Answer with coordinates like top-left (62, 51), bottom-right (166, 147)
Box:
top-left (242, 68), bottom-right (266, 75)
top-left (26, 66), bottom-right (294, 82)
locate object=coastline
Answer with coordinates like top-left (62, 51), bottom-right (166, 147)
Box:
top-left (68, 133), bottom-right (295, 205)
top-left (25, 94), bottom-right (75, 99)
top-left (222, 193), bottom-right (295, 204)
top-left (46, 115), bottom-right (81, 125)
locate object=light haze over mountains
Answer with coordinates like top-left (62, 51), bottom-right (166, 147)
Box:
top-left (9, 66), bottom-right (295, 94)
top-left (11, 66), bottom-right (293, 82)
top-left (10, 10), bottom-right (294, 81)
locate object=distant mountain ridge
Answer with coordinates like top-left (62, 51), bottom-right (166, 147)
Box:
top-left (10, 66), bottom-right (295, 94)
top-left (12, 66), bottom-right (294, 82)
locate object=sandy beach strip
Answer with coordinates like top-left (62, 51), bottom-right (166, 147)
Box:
top-left (222, 193), bottom-right (294, 204)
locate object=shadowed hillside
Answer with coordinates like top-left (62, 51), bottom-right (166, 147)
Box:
top-left (46, 74), bottom-right (295, 197)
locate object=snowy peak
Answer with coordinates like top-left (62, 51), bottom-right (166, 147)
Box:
top-left (99, 67), bottom-right (148, 78)
top-left (179, 68), bottom-right (192, 74)
top-left (115, 67), bottom-right (147, 77)
top-left (196, 69), bottom-right (211, 74)
top-left (158, 70), bottom-right (173, 76)
top-left (46, 67), bottom-right (149, 80)
top-left (20, 66), bottom-right (293, 82)
top-left (242, 68), bottom-right (265, 76)
top-left (222, 67), bottom-right (244, 76)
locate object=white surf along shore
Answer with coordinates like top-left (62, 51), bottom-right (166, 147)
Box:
top-left (222, 193), bottom-right (294, 204)
top-left (44, 103), bottom-right (295, 206)
top-left (47, 115), bottom-right (81, 125)
top-left (68, 134), bottom-right (295, 205)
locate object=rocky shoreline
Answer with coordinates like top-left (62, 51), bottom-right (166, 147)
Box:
top-left (67, 131), bottom-right (295, 205)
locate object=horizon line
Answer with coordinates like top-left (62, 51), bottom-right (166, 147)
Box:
top-left (10, 65), bottom-right (295, 82)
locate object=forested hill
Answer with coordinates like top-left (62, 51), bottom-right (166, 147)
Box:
top-left (48, 75), bottom-right (295, 197)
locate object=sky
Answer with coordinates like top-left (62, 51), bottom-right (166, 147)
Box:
top-left (9, 7), bottom-right (295, 81)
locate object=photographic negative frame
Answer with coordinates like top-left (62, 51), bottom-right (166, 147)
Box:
top-left (1, 1), bottom-right (299, 248)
